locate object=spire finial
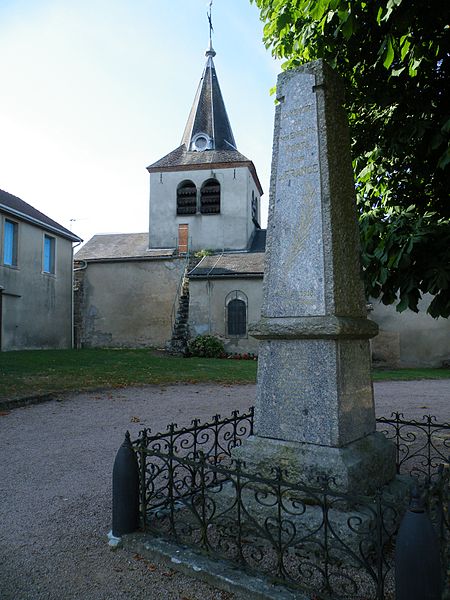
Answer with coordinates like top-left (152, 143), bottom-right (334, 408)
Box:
top-left (206, 1), bottom-right (216, 57)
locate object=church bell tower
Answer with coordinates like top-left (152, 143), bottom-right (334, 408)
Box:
top-left (147, 28), bottom-right (263, 254)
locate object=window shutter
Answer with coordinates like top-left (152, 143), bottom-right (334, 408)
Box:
top-left (227, 299), bottom-right (246, 336)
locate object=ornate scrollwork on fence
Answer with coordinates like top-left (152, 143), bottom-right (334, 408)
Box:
top-left (139, 453), bottom-right (401, 599)
top-left (130, 408), bottom-right (449, 600)
top-left (376, 412), bottom-right (450, 482)
top-left (133, 409), bottom-right (254, 518)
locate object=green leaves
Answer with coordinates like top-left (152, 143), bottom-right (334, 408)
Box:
top-left (359, 203), bottom-right (450, 317)
top-left (376, 0), bottom-right (403, 24)
top-left (253, 0), bottom-right (450, 316)
top-left (309, 0), bottom-right (330, 21)
top-left (400, 35), bottom-right (410, 61)
top-left (383, 35), bottom-right (395, 68)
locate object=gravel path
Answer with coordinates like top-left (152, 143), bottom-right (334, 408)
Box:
top-left (1, 381), bottom-right (449, 600)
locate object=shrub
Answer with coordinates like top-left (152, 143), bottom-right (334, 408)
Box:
top-left (194, 248), bottom-right (214, 258)
top-left (188, 335), bottom-right (225, 358)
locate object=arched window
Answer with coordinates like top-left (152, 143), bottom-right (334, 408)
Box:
top-left (200, 179), bottom-right (220, 214)
top-left (177, 181), bottom-right (197, 215)
top-left (226, 291), bottom-right (247, 337)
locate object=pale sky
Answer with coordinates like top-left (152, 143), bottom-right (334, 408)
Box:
top-left (0, 0), bottom-right (279, 245)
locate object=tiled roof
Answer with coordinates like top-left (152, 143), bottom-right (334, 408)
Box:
top-left (75, 233), bottom-right (176, 262)
top-left (147, 146), bottom-right (263, 196)
top-left (148, 145), bottom-right (249, 169)
top-left (181, 53), bottom-right (236, 152)
top-left (146, 47), bottom-right (264, 197)
top-left (0, 189), bottom-right (82, 242)
top-left (189, 251), bottom-right (265, 278)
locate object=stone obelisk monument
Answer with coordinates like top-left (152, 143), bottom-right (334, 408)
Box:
top-left (238, 60), bottom-right (396, 494)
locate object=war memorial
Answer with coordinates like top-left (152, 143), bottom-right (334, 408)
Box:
top-left (111, 61), bottom-right (447, 600)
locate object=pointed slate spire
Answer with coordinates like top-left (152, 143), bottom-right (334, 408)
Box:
top-left (181, 43), bottom-right (237, 153)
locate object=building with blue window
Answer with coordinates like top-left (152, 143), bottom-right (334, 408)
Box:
top-left (0, 189), bottom-right (82, 351)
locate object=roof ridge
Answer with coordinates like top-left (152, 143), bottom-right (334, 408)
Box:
top-left (0, 189), bottom-right (81, 242)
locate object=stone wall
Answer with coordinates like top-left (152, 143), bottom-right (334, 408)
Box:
top-left (72, 256), bottom-right (450, 364)
top-left (189, 276), bottom-right (450, 366)
top-left (370, 295), bottom-right (450, 367)
top-left (75, 258), bottom-right (185, 348)
top-left (188, 277), bottom-right (263, 354)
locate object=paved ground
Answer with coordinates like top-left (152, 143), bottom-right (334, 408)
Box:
top-left (0, 381), bottom-right (448, 600)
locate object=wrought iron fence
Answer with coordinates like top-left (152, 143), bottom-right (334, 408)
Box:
top-left (376, 412), bottom-right (450, 482)
top-left (130, 409), bottom-right (449, 600)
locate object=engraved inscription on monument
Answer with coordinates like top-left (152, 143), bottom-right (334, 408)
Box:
top-left (263, 73), bottom-right (325, 318)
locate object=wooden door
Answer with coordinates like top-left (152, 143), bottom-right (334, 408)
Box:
top-left (178, 224), bottom-right (189, 254)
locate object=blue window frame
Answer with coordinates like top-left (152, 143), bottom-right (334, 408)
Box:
top-left (3, 219), bottom-right (18, 266)
top-left (43, 234), bottom-right (55, 274)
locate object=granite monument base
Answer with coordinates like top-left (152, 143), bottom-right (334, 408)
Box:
top-left (233, 431), bottom-right (397, 496)
top-left (203, 471), bottom-right (410, 568)
top-left (252, 337), bottom-right (378, 448)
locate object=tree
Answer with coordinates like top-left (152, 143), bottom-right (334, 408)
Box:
top-left (251, 0), bottom-right (450, 317)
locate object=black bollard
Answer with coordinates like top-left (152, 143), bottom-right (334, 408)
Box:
top-left (112, 431), bottom-right (140, 538)
top-left (395, 487), bottom-right (442, 600)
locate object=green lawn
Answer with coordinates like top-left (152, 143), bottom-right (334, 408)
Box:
top-left (0, 348), bottom-right (258, 400)
top-left (371, 368), bottom-right (450, 381)
top-left (0, 348), bottom-right (449, 401)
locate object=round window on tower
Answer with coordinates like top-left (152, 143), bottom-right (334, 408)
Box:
top-left (191, 133), bottom-right (212, 152)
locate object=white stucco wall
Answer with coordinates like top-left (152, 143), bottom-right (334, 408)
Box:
top-left (75, 250), bottom-right (450, 366)
top-left (370, 295), bottom-right (450, 367)
top-left (189, 277), bottom-right (450, 365)
top-left (188, 277), bottom-right (263, 353)
top-left (78, 258), bottom-right (185, 348)
top-left (148, 166), bottom-right (261, 252)
top-left (0, 216), bottom-right (74, 350)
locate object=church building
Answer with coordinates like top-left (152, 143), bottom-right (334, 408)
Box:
top-left (75, 41), bottom-right (450, 367)
top-left (74, 41), bottom-right (266, 354)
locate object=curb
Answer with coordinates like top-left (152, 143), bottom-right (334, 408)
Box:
top-left (122, 533), bottom-right (303, 600)
top-left (0, 393), bottom-right (57, 411)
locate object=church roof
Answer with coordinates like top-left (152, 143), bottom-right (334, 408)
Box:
top-left (147, 145), bottom-right (263, 196)
top-left (74, 233), bottom-right (176, 262)
top-left (248, 229), bottom-right (267, 253)
top-left (0, 188), bottom-right (81, 243)
top-left (189, 250), bottom-right (265, 279)
top-left (148, 145), bottom-right (250, 170)
top-left (146, 44), bottom-right (263, 196)
top-left (181, 44), bottom-right (236, 152)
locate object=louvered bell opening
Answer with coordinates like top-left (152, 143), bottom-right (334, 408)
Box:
top-left (200, 179), bottom-right (220, 214)
top-left (177, 181), bottom-right (197, 215)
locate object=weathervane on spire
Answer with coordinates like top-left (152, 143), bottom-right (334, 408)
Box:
top-left (206, 0), bottom-right (216, 57)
